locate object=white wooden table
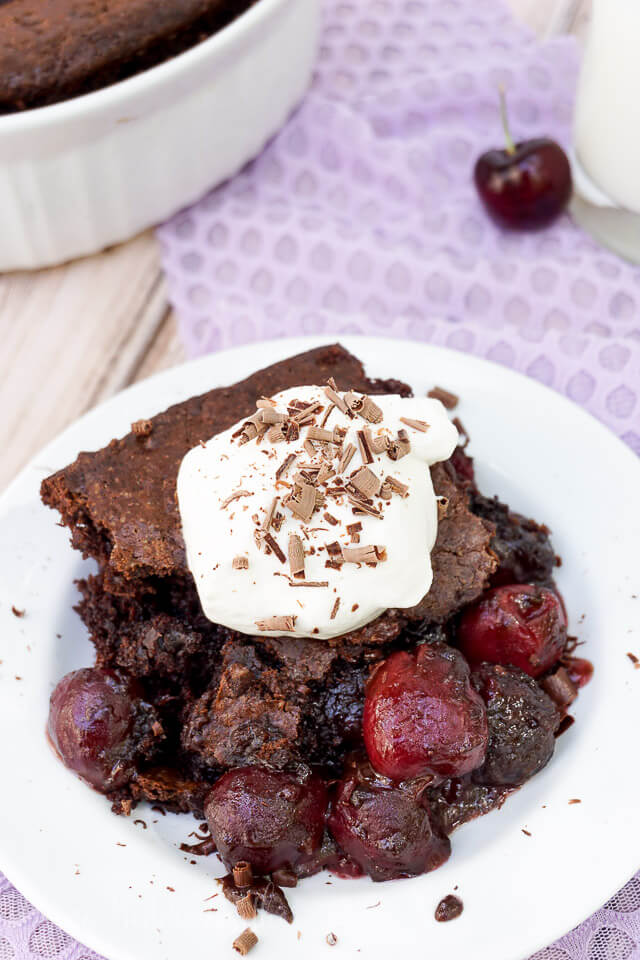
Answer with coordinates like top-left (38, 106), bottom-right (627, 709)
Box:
top-left (0, 0), bottom-right (590, 493)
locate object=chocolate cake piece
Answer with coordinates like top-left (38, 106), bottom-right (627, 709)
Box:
top-left (403, 461), bottom-right (497, 622)
top-left (42, 344), bottom-right (411, 585)
top-left (0, 0), bottom-right (256, 113)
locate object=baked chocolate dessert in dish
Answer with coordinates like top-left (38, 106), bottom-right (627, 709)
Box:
top-left (42, 344), bottom-right (590, 922)
top-left (0, 0), bottom-right (256, 113)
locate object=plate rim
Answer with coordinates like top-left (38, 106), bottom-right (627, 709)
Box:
top-left (1, 334), bottom-right (639, 960)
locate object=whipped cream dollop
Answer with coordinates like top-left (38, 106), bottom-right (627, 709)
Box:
top-left (177, 384), bottom-right (458, 640)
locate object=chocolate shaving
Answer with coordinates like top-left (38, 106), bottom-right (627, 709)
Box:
top-left (260, 407), bottom-right (286, 424)
top-left (233, 862), bottom-right (253, 889)
top-left (330, 597), bottom-right (341, 620)
top-left (399, 417), bottom-right (430, 433)
top-left (11, 606), bottom-right (25, 618)
top-left (324, 383), bottom-right (349, 414)
top-left (384, 475), bottom-right (410, 498)
top-left (285, 420), bottom-right (300, 442)
top-left (541, 667), bottom-right (577, 709)
top-left (332, 425), bottom-right (347, 446)
top-left (288, 534), bottom-right (306, 579)
top-left (428, 385), bottom-right (459, 409)
top-left (626, 652), bottom-right (640, 668)
top-left (221, 489), bottom-right (252, 509)
top-left (266, 424), bottom-right (286, 443)
top-left (338, 443), bottom-right (356, 474)
top-left (346, 522), bottom-right (362, 543)
top-left (379, 483), bottom-right (392, 501)
top-left (556, 714), bottom-right (575, 737)
top-left (387, 429), bottom-right (411, 461)
top-left (320, 403), bottom-right (336, 428)
top-left (315, 490), bottom-right (326, 509)
top-left (360, 396), bottom-right (383, 423)
top-left (326, 541), bottom-right (342, 557)
top-left (289, 580), bottom-right (329, 588)
top-left (303, 438), bottom-right (317, 459)
top-left (236, 895), bottom-right (257, 920)
top-left (131, 418), bottom-right (153, 437)
top-left (371, 435), bottom-right (389, 454)
top-left (275, 453), bottom-right (297, 480)
top-left (307, 426), bottom-right (334, 443)
top-left (317, 463), bottom-right (335, 485)
top-left (342, 545), bottom-right (386, 564)
top-left (285, 481), bottom-right (317, 522)
top-left (357, 428), bottom-right (374, 465)
top-left (292, 401), bottom-right (324, 424)
top-left (254, 616), bottom-right (297, 632)
top-left (349, 497), bottom-right (382, 518)
top-left (256, 397), bottom-right (276, 409)
top-left (349, 466), bottom-right (381, 498)
top-left (323, 511), bottom-right (339, 526)
top-left (263, 532), bottom-right (286, 564)
top-left (233, 929), bottom-right (258, 955)
top-left (232, 556), bottom-right (249, 570)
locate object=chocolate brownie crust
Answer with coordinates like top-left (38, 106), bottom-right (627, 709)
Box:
top-left (0, 0), bottom-right (255, 113)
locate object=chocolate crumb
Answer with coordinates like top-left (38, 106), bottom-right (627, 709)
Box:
top-left (233, 928), bottom-right (258, 955)
top-left (326, 933), bottom-right (338, 946)
top-left (428, 386), bottom-right (459, 409)
top-left (435, 895), bottom-right (463, 922)
top-left (11, 606), bottom-right (25, 618)
top-left (330, 597), bottom-right (341, 620)
top-left (221, 489), bottom-right (252, 509)
top-left (347, 521), bottom-right (362, 543)
top-left (131, 418), bottom-right (153, 437)
top-left (323, 511), bottom-right (339, 526)
top-left (522, 829), bottom-right (532, 836)
top-left (133, 819), bottom-right (147, 829)
top-left (569, 798), bottom-right (581, 804)
top-left (626, 652), bottom-right (640, 668)
top-left (166, 886), bottom-right (175, 892)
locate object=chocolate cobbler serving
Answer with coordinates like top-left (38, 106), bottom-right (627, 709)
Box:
top-left (41, 344), bottom-right (591, 923)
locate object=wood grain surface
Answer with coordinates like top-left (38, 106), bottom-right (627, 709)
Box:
top-left (0, 0), bottom-right (591, 493)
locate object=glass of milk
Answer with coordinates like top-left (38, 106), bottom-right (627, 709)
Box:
top-left (572, 0), bottom-right (640, 261)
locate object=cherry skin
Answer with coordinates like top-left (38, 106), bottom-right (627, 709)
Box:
top-left (327, 755), bottom-right (450, 882)
top-left (474, 91), bottom-right (571, 230)
top-left (457, 584), bottom-right (567, 678)
top-left (474, 139), bottom-right (571, 230)
top-left (363, 643), bottom-right (488, 781)
top-left (48, 667), bottom-right (152, 792)
top-left (204, 766), bottom-right (328, 875)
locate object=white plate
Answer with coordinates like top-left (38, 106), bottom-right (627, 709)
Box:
top-left (0, 336), bottom-right (639, 960)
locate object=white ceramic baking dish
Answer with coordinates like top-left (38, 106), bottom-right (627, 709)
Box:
top-left (0, 0), bottom-right (321, 272)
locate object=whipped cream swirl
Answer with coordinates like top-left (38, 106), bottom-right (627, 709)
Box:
top-left (177, 384), bottom-right (458, 639)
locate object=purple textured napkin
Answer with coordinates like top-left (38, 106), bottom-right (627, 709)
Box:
top-left (2, 2), bottom-right (639, 959)
top-left (157, 0), bottom-right (640, 454)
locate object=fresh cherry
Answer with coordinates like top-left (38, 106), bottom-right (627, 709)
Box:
top-left (204, 766), bottom-right (328, 874)
top-left (363, 643), bottom-right (488, 781)
top-left (471, 663), bottom-right (558, 786)
top-left (48, 667), bottom-right (158, 792)
top-left (327, 755), bottom-right (450, 882)
top-left (457, 584), bottom-right (566, 678)
top-left (474, 90), bottom-right (572, 230)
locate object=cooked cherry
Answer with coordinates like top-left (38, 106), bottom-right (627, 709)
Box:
top-left (471, 664), bottom-right (558, 786)
top-left (48, 667), bottom-right (155, 792)
top-left (457, 584), bottom-right (566, 678)
top-left (363, 643), bottom-right (488, 781)
top-left (204, 766), bottom-right (328, 874)
top-left (474, 91), bottom-right (571, 230)
top-left (327, 755), bottom-right (450, 882)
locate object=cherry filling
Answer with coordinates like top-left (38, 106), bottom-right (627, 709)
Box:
top-left (456, 584), bottom-right (566, 678)
top-left (363, 643), bottom-right (488, 781)
top-left (204, 766), bottom-right (328, 874)
top-left (48, 667), bottom-right (159, 792)
top-left (327, 755), bottom-right (450, 882)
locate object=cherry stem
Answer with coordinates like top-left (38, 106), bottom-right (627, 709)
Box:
top-left (498, 86), bottom-right (516, 156)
